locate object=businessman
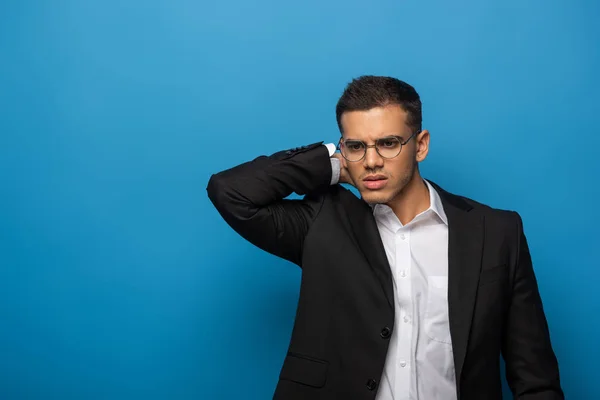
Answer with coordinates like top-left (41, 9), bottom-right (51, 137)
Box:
top-left (207, 76), bottom-right (563, 399)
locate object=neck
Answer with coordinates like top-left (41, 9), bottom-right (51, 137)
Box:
top-left (386, 169), bottom-right (430, 225)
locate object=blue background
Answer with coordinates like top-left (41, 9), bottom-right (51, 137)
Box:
top-left (1, 0), bottom-right (598, 398)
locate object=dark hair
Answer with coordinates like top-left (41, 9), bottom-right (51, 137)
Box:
top-left (335, 75), bottom-right (422, 133)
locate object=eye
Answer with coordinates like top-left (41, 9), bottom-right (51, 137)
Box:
top-left (379, 138), bottom-right (400, 148)
top-left (345, 141), bottom-right (364, 151)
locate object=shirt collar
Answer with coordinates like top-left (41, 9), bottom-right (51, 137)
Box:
top-left (425, 179), bottom-right (448, 225)
top-left (371, 179), bottom-right (448, 226)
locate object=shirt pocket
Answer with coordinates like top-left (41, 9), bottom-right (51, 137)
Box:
top-left (424, 276), bottom-right (452, 344)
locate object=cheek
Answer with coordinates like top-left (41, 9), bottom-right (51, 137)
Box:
top-left (347, 164), bottom-right (363, 178)
top-left (385, 156), bottom-right (413, 177)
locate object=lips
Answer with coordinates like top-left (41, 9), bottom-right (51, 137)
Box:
top-left (362, 175), bottom-right (388, 190)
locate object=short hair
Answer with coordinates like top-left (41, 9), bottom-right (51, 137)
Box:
top-left (335, 75), bottom-right (422, 133)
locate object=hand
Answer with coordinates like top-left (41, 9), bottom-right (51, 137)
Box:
top-left (332, 153), bottom-right (356, 187)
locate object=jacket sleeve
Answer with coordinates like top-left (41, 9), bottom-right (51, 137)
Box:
top-left (502, 212), bottom-right (564, 399)
top-left (206, 142), bottom-right (333, 266)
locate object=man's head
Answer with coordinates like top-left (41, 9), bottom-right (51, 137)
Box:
top-left (336, 76), bottom-right (430, 205)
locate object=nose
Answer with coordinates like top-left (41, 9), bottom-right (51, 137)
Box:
top-left (363, 146), bottom-right (384, 170)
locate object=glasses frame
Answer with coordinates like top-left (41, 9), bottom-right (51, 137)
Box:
top-left (337, 130), bottom-right (419, 162)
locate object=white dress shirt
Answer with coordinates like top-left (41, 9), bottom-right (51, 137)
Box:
top-left (327, 144), bottom-right (457, 399)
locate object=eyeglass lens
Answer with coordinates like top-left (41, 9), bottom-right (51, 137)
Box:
top-left (341, 137), bottom-right (402, 161)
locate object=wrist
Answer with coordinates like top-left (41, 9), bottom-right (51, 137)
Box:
top-left (330, 156), bottom-right (341, 185)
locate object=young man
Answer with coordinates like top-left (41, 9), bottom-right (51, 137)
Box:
top-left (207, 76), bottom-right (563, 400)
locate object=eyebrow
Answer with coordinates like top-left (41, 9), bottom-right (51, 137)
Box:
top-left (344, 134), bottom-right (404, 141)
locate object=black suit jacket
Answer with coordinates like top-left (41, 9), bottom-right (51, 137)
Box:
top-left (207, 142), bottom-right (563, 400)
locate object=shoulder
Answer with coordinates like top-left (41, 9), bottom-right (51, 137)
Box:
top-left (461, 194), bottom-right (518, 219)
top-left (305, 183), bottom-right (369, 215)
top-left (428, 180), bottom-right (523, 231)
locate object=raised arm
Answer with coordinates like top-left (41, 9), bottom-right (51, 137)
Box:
top-left (206, 142), bottom-right (336, 266)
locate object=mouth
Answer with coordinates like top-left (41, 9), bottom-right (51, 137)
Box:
top-left (362, 175), bottom-right (388, 190)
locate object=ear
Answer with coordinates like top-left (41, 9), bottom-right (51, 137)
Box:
top-left (415, 130), bottom-right (430, 162)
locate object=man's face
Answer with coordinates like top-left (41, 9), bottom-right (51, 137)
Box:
top-left (339, 104), bottom-right (428, 205)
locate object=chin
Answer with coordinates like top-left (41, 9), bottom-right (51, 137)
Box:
top-left (359, 189), bottom-right (396, 205)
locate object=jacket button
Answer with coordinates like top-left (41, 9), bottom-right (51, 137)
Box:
top-left (366, 378), bottom-right (377, 391)
top-left (380, 327), bottom-right (391, 339)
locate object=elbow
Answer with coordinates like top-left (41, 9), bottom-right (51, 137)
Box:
top-left (206, 172), bottom-right (253, 223)
top-left (206, 173), bottom-right (230, 214)
top-left (206, 173), bottom-right (221, 204)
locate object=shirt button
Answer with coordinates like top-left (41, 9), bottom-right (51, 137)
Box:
top-left (400, 233), bottom-right (406, 240)
top-left (380, 327), bottom-right (391, 339)
top-left (400, 361), bottom-right (407, 367)
top-left (400, 270), bottom-right (406, 277)
top-left (366, 378), bottom-right (378, 391)
top-left (403, 316), bottom-right (410, 323)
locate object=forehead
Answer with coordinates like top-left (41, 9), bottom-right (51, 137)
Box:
top-left (340, 104), bottom-right (410, 140)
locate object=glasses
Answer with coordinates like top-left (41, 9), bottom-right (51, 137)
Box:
top-left (337, 131), bottom-right (418, 162)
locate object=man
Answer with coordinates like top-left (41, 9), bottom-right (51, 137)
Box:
top-left (206, 76), bottom-right (563, 399)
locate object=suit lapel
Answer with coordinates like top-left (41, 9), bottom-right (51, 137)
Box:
top-left (429, 181), bottom-right (484, 386)
top-left (338, 189), bottom-right (394, 310)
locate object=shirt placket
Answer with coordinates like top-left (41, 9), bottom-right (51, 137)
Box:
top-left (395, 226), bottom-right (412, 399)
